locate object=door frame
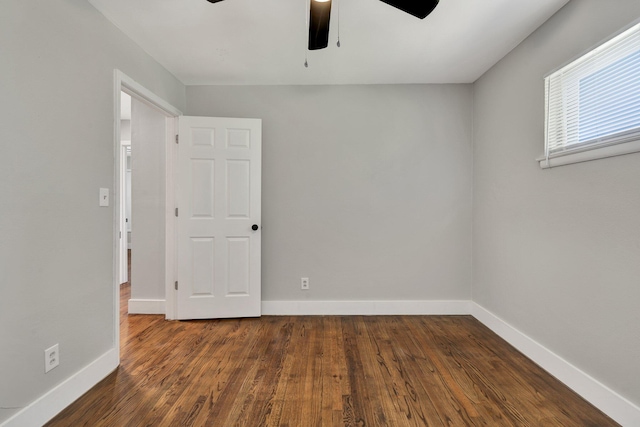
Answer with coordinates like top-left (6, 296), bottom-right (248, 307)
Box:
top-left (113, 70), bottom-right (182, 362)
top-left (118, 142), bottom-right (129, 285)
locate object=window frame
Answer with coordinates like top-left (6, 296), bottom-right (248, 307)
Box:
top-left (539, 21), bottom-right (640, 169)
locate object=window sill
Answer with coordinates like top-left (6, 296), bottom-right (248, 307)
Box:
top-left (537, 137), bottom-right (640, 169)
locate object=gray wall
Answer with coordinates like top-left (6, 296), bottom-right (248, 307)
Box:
top-left (473, 0), bottom-right (640, 407)
top-left (0, 0), bottom-right (185, 423)
top-left (130, 98), bottom-right (167, 302)
top-left (188, 84), bottom-right (473, 301)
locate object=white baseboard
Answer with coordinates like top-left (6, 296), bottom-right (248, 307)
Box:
top-left (128, 298), bottom-right (166, 314)
top-left (471, 303), bottom-right (640, 427)
top-left (261, 300), bottom-right (472, 316)
top-left (0, 348), bottom-right (118, 427)
top-left (4, 301), bottom-right (635, 427)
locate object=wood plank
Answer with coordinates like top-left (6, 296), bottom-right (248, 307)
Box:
top-left (45, 289), bottom-right (620, 427)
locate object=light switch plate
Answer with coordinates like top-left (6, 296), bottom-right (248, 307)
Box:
top-left (99, 188), bottom-right (109, 207)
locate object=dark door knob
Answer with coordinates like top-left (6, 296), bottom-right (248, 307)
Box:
top-left (252, 224), bottom-right (259, 231)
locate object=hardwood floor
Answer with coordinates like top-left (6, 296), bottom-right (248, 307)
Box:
top-left (46, 285), bottom-right (618, 426)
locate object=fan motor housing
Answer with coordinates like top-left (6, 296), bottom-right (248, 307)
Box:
top-left (309, 0), bottom-right (332, 50)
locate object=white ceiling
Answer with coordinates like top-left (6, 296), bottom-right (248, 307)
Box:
top-left (88, 0), bottom-right (569, 85)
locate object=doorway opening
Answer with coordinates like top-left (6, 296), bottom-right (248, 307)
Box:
top-left (113, 70), bottom-right (181, 363)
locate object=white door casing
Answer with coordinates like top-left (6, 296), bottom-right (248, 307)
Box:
top-left (177, 116), bottom-right (262, 320)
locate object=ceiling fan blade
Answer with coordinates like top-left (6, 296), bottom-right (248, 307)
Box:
top-left (379, 0), bottom-right (439, 19)
top-left (308, 0), bottom-right (332, 50)
top-left (206, 0), bottom-right (225, 3)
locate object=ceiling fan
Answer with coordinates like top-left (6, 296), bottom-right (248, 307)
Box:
top-left (206, 0), bottom-right (439, 50)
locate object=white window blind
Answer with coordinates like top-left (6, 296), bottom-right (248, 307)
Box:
top-left (542, 22), bottom-right (640, 168)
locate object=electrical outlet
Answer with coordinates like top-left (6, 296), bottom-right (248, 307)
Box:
top-left (45, 344), bottom-right (59, 373)
top-left (301, 277), bottom-right (309, 290)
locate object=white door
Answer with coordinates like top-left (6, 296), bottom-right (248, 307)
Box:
top-left (176, 116), bottom-right (262, 320)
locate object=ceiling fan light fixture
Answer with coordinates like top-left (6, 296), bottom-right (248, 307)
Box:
top-left (205, 0), bottom-right (439, 55)
top-left (308, 0), bottom-right (332, 50)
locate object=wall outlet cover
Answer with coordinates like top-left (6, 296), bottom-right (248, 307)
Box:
top-left (45, 344), bottom-right (59, 373)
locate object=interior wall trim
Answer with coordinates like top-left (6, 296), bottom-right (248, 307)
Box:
top-left (0, 349), bottom-right (118, 427)
top-left (261, 300), bottom-right (472, 316)
top-left (128, 299), bottom-right (166, 315)
top-left (471, 303), bottom-right (640, 427)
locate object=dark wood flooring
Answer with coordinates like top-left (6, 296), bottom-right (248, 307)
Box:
top-left (46, 283), bottom-right (618, 426)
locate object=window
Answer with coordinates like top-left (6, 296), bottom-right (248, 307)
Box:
top-left (541, 22), bottom-right (640, 168)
